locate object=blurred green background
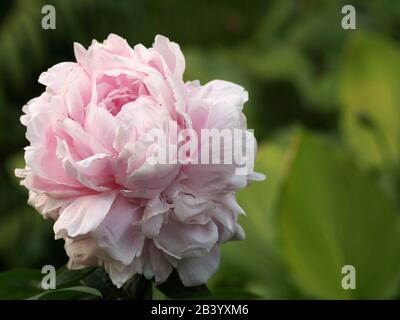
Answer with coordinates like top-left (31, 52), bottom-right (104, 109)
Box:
top-left (0, 0), bottom-right (400, 299)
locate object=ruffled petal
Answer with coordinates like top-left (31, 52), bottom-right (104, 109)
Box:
top-left (177, 246), bottom-right (220, 286)
top-left (54, 191), bottom-right (117, 239)
top-left (154, 219), bottom-right (218, 259)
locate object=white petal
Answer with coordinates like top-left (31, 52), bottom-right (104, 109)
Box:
top-left (154, 219), bottom-right (218, 259)
top-left (177, 246), bottom-right (220, 286)
top-left (65, 237), bottom-right (101, 269)
top-left (92, 196), bottom-right (144, 265)
top-left (54, 191), bottom-right (117, 239)
top-left (104, 259), bottom-right (141, 288)
top-left (174, 194), bottom-right (215, 224)
top-left (153, 35), bottom-right (185, 79)
top-left (149, 244), bottom-right (172, 283)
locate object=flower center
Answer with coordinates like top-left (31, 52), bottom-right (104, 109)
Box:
top-left (97, 74), bottom-right (149, 116)
top-left (101, 88), bottom-right (137, 116)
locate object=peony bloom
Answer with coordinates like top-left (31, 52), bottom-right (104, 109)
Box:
top-left (16, 34), bottom-right (264, 287)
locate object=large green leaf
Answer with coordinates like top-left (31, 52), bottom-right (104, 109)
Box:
top-left (340, 33), bottom-right (400, 171)
top-left (55, 266), bottom-right (96, 288)
top-left (280, 131), bottom-right (400, 299)
top-left (0, 267), bottom-right (101, 300)
top-left (27, 286), bottom-right (102, 300)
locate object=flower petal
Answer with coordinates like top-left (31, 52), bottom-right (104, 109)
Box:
top-left (177, 246), bottom-right (220, 286)
top-left (54, 191), bottom-right (117, 239)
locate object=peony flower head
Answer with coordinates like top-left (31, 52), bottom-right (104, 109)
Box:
top-left (16, 34), bottom-right (264, 287)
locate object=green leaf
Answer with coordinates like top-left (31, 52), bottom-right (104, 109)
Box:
top-left (0, 267), bottom-right (101, 300)
top-left (27, 286), bottom-right (102, 300)
top-left (340, 33), bottom-right (400, 171)
top-left (0, 268), bottom-right (43, 299)
top-left (56, 266), bottom-right (95, 288)
top-left (280, 131), bottom-right (400, 299)
top-left (156, 270), bottom-right (211, 299)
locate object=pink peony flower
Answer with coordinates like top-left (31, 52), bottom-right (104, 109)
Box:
top-left (16, 34), bottom-right (264, 287)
